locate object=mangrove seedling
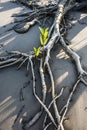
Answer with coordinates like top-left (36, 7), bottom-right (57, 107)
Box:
top-left (39, 27), bottom-right (49, 46)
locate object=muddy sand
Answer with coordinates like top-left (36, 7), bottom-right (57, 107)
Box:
top-left (0, 1), bottom-right (87, 130)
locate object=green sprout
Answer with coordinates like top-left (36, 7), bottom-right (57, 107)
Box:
top-left (33, 46), bottom-right (41, 57)
top-left (39, 27), bottom-right (49, 46)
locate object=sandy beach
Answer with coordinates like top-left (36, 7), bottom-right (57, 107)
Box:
top-left (0, 0), bottom-right (87, 130)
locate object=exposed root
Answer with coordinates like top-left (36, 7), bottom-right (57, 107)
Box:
top-left (17, 57), bottom-right (28, 70)
top-left (47, 63), bottom-right (64, 130)
top-left (21, 56), bottom-right (57, 129)
top-left (58, 79), bottom-right (80, 130)
top-left (81, 78), bottom-right (87, 86)
top-left (44, 0), bottom-right (69, 66)
top-left (43, 122), bottom-right (52, 130)
top-left (22, 58), bottom-right (48, 129)
top-left (43, 88), bottom-right (64, 128)
top-left (0, 57), bottom-right (23, 69)
top-left (22, 111), bottom-right (42, 129)
top-left (60, 37), bottom-right (85, 75)
top-left (14, 19), bottom-right (39, 33)
top-left (0, 0), bottom-right (87, 130)
top-left (40, 58), bottom-right (47, 104)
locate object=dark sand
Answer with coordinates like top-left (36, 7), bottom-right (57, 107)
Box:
top-left (0, 1), bottom-right (87, 130)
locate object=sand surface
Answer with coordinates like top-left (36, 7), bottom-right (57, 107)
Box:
top-left (0, 1), bottom-right (87, 130)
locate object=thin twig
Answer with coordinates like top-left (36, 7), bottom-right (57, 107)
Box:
top-left (47, 63), bottom-right (64, 130)
top-left (43, 122), bottom-right (52, 130)
top-left (17, 57), bottom-right (28, 70)
top-left (29, 56), bottom-right (57, 128)
top-left (43, 88), bottom-right (64, 128)
top-left (58, 79), bottom-right (80, 130)
top-left (0, 57), bottom-right (23, 69)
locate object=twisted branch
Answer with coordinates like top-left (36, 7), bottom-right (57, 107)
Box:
top-left (0, 1), bottom-right (87, 130)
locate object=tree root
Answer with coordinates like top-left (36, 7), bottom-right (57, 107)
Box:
top-left (0, 0), bottom-right (87, 130)
top-left (47, 63), bottom-right (64, 130)
top-left (43, 88), bottom-right (64, 129)
top-left (28, 56), bottom-right (57, 128)
top-left (57, 79), bottom-right (80, 130)
top-left (21, 58), bottom-right (47, 129)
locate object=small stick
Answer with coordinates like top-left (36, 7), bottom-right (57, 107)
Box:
top-left (22, 111), bottom-right (42, 129)
top-left (58, 79), bottom-right (80, 130)
top-left (43, 122), bottom-right (52, 130)
top-left (17, 57), bottom-right (28, 70)
top-left (47, 63), bottom-right (64, 130)
top-left (12, 105), bottom-right (25, 127)
top-left (20, 88), bottom-right (24, 101)
top-left (0, 57), bottom-right (23, 69)
top-left (43, 88), bottom-right (64, 128)
top-left (80, 78), bottom-right (87, 86)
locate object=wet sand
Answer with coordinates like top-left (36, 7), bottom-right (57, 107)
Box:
top-left (0, 1), bottom-right (87, 130)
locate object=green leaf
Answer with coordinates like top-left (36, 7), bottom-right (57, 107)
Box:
top-left (34, 47), bottom-right (37, 53)
top-left (45, 27), bottom-right (49, 32)
top-left (33, 47), bottom-right (36, 55)
top-left (44, 28), bottom-right (49, 38)
top-left (44, 31), bottom-right (48, 38)
top-left (44, 38), bottom-right (48, 45)
top-left (36, 47), bottom-right (41, 56)
top-left (39, 27), bottom-right (49, 46)
top-left (33, 47), bottom-right (41, 57)
top-left (40, 34), bottom-right (44, 46)
top-left (39, 27), bottom-right (44, 35)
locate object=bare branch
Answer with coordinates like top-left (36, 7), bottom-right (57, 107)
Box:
top-left (47, 63), bottom-right (64, 130)
top-left (43, 122), bottom-right (52, 130)
top-left (40, 58), bottom-right (47, 103)
top-left (43, 88), bottom-right (64, 128)
top-left (0, 57), bottom-right (23, 69)
top-left (58, 79), bottom-right (80, 130)
top-left (28, 57), bottom-right (57, 128)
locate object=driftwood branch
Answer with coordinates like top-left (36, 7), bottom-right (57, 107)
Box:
top-left (0, 0), bottom-right (87, 130)
top-left (28, 56), bottom-right (57, 128)
top-left (43, 88), bottom-right (64, 128)
top-left (58, 79), bottom-right (80, 130)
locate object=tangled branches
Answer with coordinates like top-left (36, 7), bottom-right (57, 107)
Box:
top-left (0, 0), bottom-right (87, 130)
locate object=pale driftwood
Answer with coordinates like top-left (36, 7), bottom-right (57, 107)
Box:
top-left (0, 57), bottom-right (23, 69)
top-left (0, 0), bottom-right (87, 130)
top-left (43, 88), bottom-right (64, 128)
top-left (22, 58), bottom-right (47, 128)
top-left (43, 122), bottom-right (52, 130)
top-left (58, 79), bottom-right (80, 130)
top-left (28, 56), bottom-right (57, 128)
top-left (40, 58), bottom-right (47, 104)
top-left (47, 62), bottom-right (64, 130)
top-left (14, 19), bottom-right (39, 33)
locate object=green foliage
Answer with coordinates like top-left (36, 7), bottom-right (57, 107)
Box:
top-left (39, 27), bottom-right (49, 46)
top-left (33, 27), bottom-right (49, 58)
top-left (33, 47), bottom-right (41, 57)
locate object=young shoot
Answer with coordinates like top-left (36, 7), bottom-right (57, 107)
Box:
top-left (39, 27), bottom-right (49, 46)
top-left (33, 47), bottom-right (41, 57)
